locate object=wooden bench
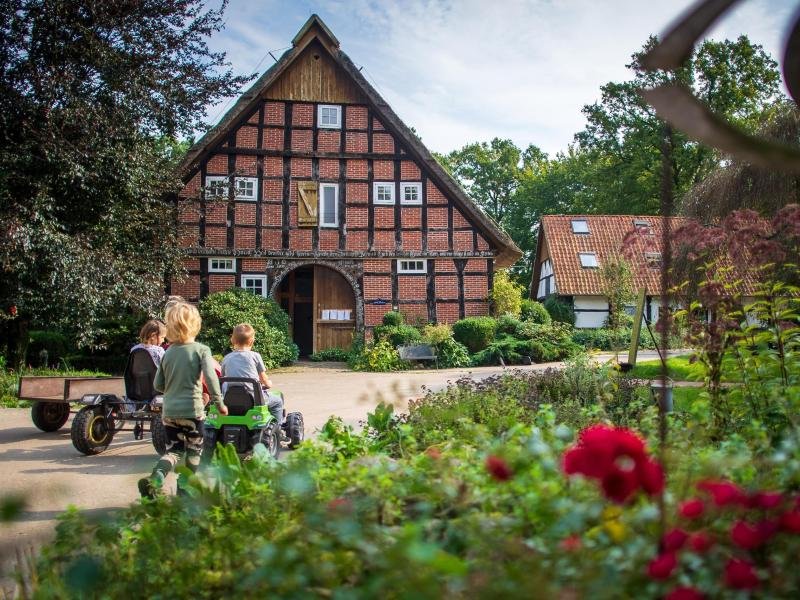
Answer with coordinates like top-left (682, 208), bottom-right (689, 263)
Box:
top-left (398, 344), bottom-right (438, 369)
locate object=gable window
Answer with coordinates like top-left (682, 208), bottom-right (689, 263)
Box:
top-left (571, 219), bottom-right (589, 234)
top-left (578, 252), bottom-right (599, 268)
top-left (205, 176), bottom-right (228, 199)
top-left (235, 177), bottom-right (257, 200)
top-left (318, 104), bottom-right (341, 129)
top-left (401, 182), bottom-right (422, 205)
top-left (373, 182), bottom-right (395, 204)
top-left (397, 259), bottom-right (427, 274)
top-left (241, 275), bottom-right (267, 297)
top-left (208, 258), bottom-right (235, 273)
top-left (319, 183), bottom-right (338, 227)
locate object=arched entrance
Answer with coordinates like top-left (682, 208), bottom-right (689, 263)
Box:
top-left (274, 264), bottom-right (356, 357)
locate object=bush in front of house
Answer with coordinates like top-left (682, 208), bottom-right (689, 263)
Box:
top-left (349, 339), bottom-right (405, 372)
top-left (309, 347), bottom-right (351, 362)
top-left (26, 330), bottom-right (71, 367)
top-left (543, 296), bottom-right (576, 326)
top-left (490, 270), bottom-right (523, 316)
top-left (520, 299), bottom-right (552, 324)
top-left (381, 310), bottom-right (404, 327)
top-left (199, 289), bottom-right (298, 368)
top-left (373, 323), bottom-right (422, 348)
top-left (452, 316), bottom-right (497, 353)
top-left (421, 324), bottom-right (470, 368)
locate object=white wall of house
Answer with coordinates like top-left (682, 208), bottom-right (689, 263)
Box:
top-left (574, 296), bottom-right (609, 328)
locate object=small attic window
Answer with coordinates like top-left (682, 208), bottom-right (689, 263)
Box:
top-left (633, 218), bottom-right (653, 234)
top-left (645, 252), bottom-right (662, 269)
top-left (318, 104), bottom-right (341, 129)
top-left (571, 219), bottom-right (589, 234)
top-left (579, 252), bottom-right (599, 268)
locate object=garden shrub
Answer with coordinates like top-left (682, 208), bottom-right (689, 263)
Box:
top-left (420, 323), bottom-right (453, 346)
top-left (543, 296), bottom-right (576, 326)
top-left (26, 330), bottom-right (71, 367)
top-left (373, 324), bottom-right (422, 348)
top-left (452, 316), bottom-right (496, 353)
top-left (199, 289), bottom-right (298, 368)
top-left (349, 339), bottom-right (405, 372)
top-left (435, 338), bottom-right (471, 368)
top-left (382, 310), bottom-right (404, 326)
top-left (490, 270), bottom-right (523, 316)
top-left (520, 299), bottom-right (552, 324)
top-left (470, 321), bottom-right (579, 366)
top-left (494, 314), bottom-right (524, 336)
top-left (309, 347), bottom-right (351, 362)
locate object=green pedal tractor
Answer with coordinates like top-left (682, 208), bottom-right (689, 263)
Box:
top-left (203, 377), bottom-right (304, 460)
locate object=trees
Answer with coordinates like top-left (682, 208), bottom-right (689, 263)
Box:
top-left (0, 0), bottom-right (251, 364)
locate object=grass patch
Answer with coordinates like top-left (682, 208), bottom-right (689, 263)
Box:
top-left (628, 355), bottom-right (741, 382)
top-left (1, 367), bottom-right (110, 408)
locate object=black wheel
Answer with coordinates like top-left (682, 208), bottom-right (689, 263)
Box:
top-left (150, 415), bottom-right (168, 456)
top-left (259, 422), bottom-right (280, 459)
top-left (285, 412), bottom-right (304, 449)
top-left (71, 406), bottom-right (114, 455)
top-left (31, 402), bottom-right (70, 432)
top-left (201, 428), bottom-right (218, 465)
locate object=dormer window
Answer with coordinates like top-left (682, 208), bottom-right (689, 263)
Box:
top-left (318, 104), bottom-right (341, 129)
top-left (645, 252), bottom-right (662, 269)
top-left (571, 219), bottom-right (589, 234)
top-left (579, 252), bottom-right (599, 268)
top-left (633, 218), bottom-right (653, 234)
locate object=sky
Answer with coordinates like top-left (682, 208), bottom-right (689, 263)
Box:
top-left (203, 0), bottom-right (795, 157)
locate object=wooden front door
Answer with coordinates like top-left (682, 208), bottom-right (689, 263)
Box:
top-left (276, 265), bottom-right (355, 356)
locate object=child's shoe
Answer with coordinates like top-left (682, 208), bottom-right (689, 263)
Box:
top-left (138, 471), bottom-right (164, 499)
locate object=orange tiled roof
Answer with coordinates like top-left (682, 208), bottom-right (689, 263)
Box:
top-left (538, 215), bottom-right (692, 296)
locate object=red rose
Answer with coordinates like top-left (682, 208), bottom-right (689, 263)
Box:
top-left (559, 534), bottom-right (582, 552)
top-left (780, 510), bottom-right (800, 533)
top-left (637, 458), bottom-right (664, 496)
top-left (485, 455), bottom-right (513, 482)
top-left (601, 468), bottom-right (639, 503)
top-left (724, 558), bottom-right (759, 590)
top-left (9, 305), bottom-right (17, 316)
top-left (647, 552), bottom-right (678, 580)
top-left (666, 586), bottom-right (704, 600)
top-left (697, 480), bottom-right (746, 507)
top-left (750, 491), bottom-right (783, 510)
top-left (679, 498), bottom-right (705, 519)
top-left (689, 531), bottom-right (714, 553)
top-left (562, 446), bottom-right (589, 475)
top-left (662, 528), bottom-right (689, 552)
top-left (731, 521), bottom-right (767, 549)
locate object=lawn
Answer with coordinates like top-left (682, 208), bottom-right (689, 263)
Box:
top-left (628, 354), bottom-right (741, 382)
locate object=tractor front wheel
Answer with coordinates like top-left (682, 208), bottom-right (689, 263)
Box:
top-left (71, 406), bottom-right (114, 455)
top-left (260, 422), bottom-right (280, 459)
top-left (285, 412), bottom-right (304, 449)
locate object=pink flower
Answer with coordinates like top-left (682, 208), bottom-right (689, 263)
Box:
top-left (485, 455), bottom-right (513, 482)
top-left (724, 558), bottom-right (759, 590)
top-left (731, 521), bottom-right (769, 550)
top-left (666, 587), bottom-right (704, 600)
top-left (678, 498), bottom-right (705, 519)
top-left (697, 480), bottom-right (747, 507)
top-left (780, 510), bottom-right (800, 533)
top-left (749, 491), bottom-right (783, 510)
top-left (662, 528), bottom-right (689, 552)
top-left (689, 531), bottom-right (714, 553)
top-left (647, 552), bottom-right (678, 580)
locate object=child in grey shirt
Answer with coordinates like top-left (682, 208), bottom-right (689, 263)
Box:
top-left (221, 323), bottom-right (284, 425)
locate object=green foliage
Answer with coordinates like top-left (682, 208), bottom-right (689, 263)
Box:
top-left (452, 317), bottom-right (497, 353)
top-left (421, 324), bottom-right (453, 346)
top-left (350, 339), bottom-right (405, 372)
top-left (435, 338), bottom-right (471, 368)
top-left (373, 324), bottom-right (422, 348)
top-left (0, 1), bottom-right (252, 355)
top-left (199, 289), bottom-right (297, 369)
top-left (26, 330), bottom-right (71, 367)
top-left (543, 296), bottom-right (576, 326)
top-left (309, 348), bottom-right (351, 362)
top-left (1, 366), bottom-right (110, 408)
top-left (490, 270), bottom-right (523, 316)
top-left (521, 299), bottom-right (552, 324)
top-left (599, 255), bottom-right (635, 330)
top-left (382, 311), bottom-right (404, 326)
top-left (571, 327), bottom-right (682, 352)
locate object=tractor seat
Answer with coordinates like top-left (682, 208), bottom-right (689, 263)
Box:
top-left (223, 386), bottom-right (256, 416)
top-left (124, 348), bottom-right (159, 404)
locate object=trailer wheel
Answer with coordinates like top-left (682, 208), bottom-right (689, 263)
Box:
top-left (31, 402), bottom-right (70, 432)
top-left (150, 415), bottom-right (168, 456)
top-left (71, 406), bottom-right (114, 455)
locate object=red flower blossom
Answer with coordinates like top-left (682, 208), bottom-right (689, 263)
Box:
top-left (485, 455), bottom-right (513, 482)
top-left (666, 586), bottom-right (704, 600)
top-left (724, 558), bottom-right (759, 590)
top-left (689, 531), bottom-right (714, 553)
top-left (679, 498), bottom-right (705, 519)
top-left (9, 305), bottom-right (17, 316)
top-left (662, 528), bottom-right (689, 552)
top-left (425, 447), bottom-right (442, 460)
top-left (780, 510), bottom-right (800, 533)
top-left (749, 491), bottom-right (783, 510)
top-left (731, 520), bottom-right (771, 549)
top-left (327, 497), bottom-right (352, 514)
top-left (559, 534), bottom-right (582, 552)
top-left (697, 480), bottom-right (746, 507)
top-left (563, 424), bottom-right (663, 503)
top-left (647, 552), bottom-right (678, 580)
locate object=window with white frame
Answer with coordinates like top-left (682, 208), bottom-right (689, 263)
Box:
top-left (205, 176), bottom-right (228, 199)
top-left (318, 104), bottom-right (341, 129)
top-left (571, 219), bottom-right (589, 234)
top-left (319, 183), bottom-right (338, 227)
top-left (235, 177), bottom-right (257, 200)
top-left (397, 259), bottom-right (427, 274)
top-left (578, 252), bottom-right (599, 268)
top-left (401, 182), bottom-right (422, 205)
top-left (241, 275), bottom-right (267, 297)
top-left (208, 258), bottom-right (235, 273)
top-left (373, 182), bottom-right (395, 204)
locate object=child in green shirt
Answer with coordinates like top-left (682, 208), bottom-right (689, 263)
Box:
top-left (138, 302), bottom-right (228, 498)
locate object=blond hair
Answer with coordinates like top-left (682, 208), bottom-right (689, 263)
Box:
top-left (231, 323), bottom-right (255, 348)
top-left (165, 302), bottom-right (202, 343)
top-left (139, 319), bottom-right (166, 344)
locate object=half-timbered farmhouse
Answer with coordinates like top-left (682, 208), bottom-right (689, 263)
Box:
top-left (173, 15), bottom-right (521, 355)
